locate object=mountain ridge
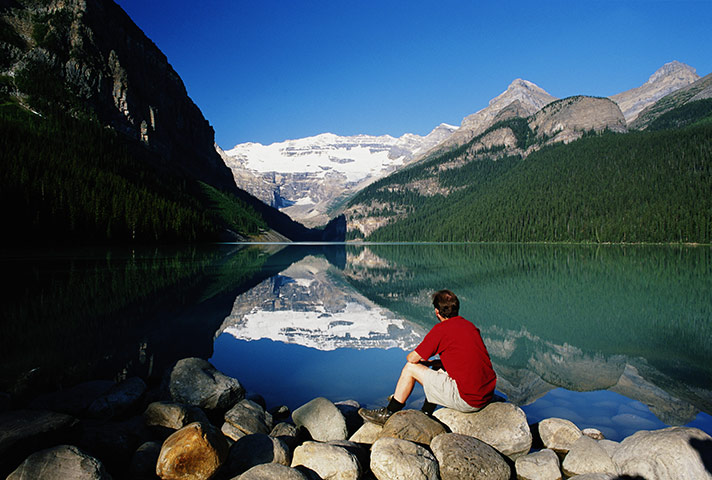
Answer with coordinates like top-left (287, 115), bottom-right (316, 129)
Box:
top-left (610, 60), bottom-right (700, 124)
top-left (222, 62), bottom-right (700, 230)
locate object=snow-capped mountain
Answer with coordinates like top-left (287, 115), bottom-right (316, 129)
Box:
top-left (216, 255), bottom-right (426, 350)
top-left (219, 124), bottom-right (457, 227)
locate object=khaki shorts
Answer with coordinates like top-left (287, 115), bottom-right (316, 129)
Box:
top-left (421, 368), bottom-right (480, 413)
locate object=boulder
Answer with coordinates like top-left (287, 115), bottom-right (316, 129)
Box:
top-left (223, 400), bottom-right (271, 441)
top-left (562, 435), bottom-right (617, 477)
top-left (291, 441), bottom-right (361, 480)
top-left (433, 402), bottom-right (532, 459)
top-left (292, 397), bottom-right (348, 442)
top-left (238, 463), bottom-right (309, 480)
top-left (325, 440), bottom-right (370, 475)
top-left (227, 433), bottom-right (291, 475)
top-left (28, 380), bottom-right (114, 416)
top-left (269, 422), bottom-right (303, 450)
top-left (379, 410), bottom-right (447, 445)
top-left (582, 428), bottom-right (605, 440)
top-left (431, 432), bottom-right (511, 480)
top-left (0, 409), bottom-right (78, 475)
top-left (597, 439), bottom-right (620, 458)
top-left (165, 358), bottom-right (245, 412)
top-left (538, 417), bottom-right (582, 454)
top-left (349, 421), bottom-right (382, 445)
top-left (7, 444), bottom-right (111, 480)
top-left (566, 475), bottom-right (616, 480)
top-left (144, 401), bottom-right (210, 431)
top-left (156, 422), bottom-right (229, 480)
top-left (87, 377), bottom-right (146, 419)
top-left (370, 437), bottom-right (439, 480)
top-left (611, 426), bottom-right (712, 480)
top-left (514, 448), bottom-right (562, 480)
top-left (129, 441), bottom-right (162, 479)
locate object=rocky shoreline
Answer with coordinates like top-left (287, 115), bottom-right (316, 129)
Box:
top-left (1, 357), bottom-right (710, 480)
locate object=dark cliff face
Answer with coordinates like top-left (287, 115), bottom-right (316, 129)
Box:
top-left (1, 0), bottom-right (234, 190)
top-left (1, 0), bottom-right (346, 241)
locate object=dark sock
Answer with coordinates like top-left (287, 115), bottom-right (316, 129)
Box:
top-left (421, 400), bottom-right (437, 415)
top-left (387, 397), bottom-right (405, 413)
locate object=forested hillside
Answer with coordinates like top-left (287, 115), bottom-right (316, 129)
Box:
top-left (0, 0), bottom-right (346, 244)
top-left (348, 100), bottom-right (712, 244)
top-left (1, 102), bottom-right (268, 244)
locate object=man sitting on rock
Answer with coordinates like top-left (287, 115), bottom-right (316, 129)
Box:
top-left (358, 289), bottom-right (497, 425)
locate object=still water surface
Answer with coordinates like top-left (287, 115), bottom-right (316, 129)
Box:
top-left (2, 243), bottom-right (710, 441)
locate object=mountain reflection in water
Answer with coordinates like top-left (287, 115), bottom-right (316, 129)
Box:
top-left (211, 243), bottom-right (712, 441)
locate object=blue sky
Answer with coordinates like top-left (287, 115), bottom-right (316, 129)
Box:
top-left (115, 0), bottom-right (711, 148)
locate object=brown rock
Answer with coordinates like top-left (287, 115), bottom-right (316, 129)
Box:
top-left (378, 410), bottom-right (446, 446)
top-left (156, 422), bottom-right (229, 480)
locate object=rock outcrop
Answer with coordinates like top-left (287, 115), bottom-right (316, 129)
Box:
top-left (630, 71), bottom-right (712, 130)
top-left (3, 357), bottom-right (712, 479)
top-left (528, 96), bottom-right (627, 146)
top-left (610, 61), bottom-right (700, 124)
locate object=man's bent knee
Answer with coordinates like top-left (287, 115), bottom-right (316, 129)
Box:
top-left (402, 361), bottom-right (429, 381)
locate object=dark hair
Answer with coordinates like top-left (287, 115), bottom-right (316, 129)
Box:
top-left (432, 289), bottom-right (459, 318)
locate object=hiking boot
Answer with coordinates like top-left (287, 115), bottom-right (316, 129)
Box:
top-left (358, 406), bottom-right (393, 426)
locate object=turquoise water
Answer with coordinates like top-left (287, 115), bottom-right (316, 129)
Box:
top-left (2, 243), bottom-right (710, 442)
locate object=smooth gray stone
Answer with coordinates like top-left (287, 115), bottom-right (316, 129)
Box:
top-left (431, 432), bottom-right (511, 480)
top-left (292, 397), bottom-right (347, 442)
top-left (237, 463), bottom-right (309, 480)
top-left (370, 437), bottom-right (439, 480)
top-left (291, 441), bottom-right (361, 480)
top-left (7, 444), bottom-right (111, 480)
top-left (165, 357), bottom-right (245, 411)
top-left (612, 426), bottom-right (712, 480)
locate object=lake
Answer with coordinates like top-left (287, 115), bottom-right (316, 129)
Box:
top-left (1, 242), bottom-right (710, 442)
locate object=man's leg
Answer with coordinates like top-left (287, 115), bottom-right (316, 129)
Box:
top-left (359, 362), bottom-right (431, 425)
top-left (393, 361), bottom-right (430, 403)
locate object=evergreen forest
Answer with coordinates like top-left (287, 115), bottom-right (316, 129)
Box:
top-left (1, 101), bottom-right (268, 245)
top-left (348, 100), bottom-right (712, 244)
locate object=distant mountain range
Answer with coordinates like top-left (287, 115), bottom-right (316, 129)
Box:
top-left (224, 61), bottom-right (705, 228)
top-left (2, 0), bottom-right (708, 244)
top-left (344, 69), bottom-right (712, 243)
top-left (220, 124), bottom-right (456, 227)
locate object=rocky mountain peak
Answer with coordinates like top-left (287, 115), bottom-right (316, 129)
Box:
top-left (647, 61), bottom-right (697, 85)
top-left (422, 79), bottom-right (557, 156)
top-left (489, 78), bottom-right (556, 111)
top-left (610, 61), bottom-right (700, 124)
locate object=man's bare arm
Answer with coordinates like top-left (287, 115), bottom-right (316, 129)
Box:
top-left (406, 350), bottom-right (422, 363)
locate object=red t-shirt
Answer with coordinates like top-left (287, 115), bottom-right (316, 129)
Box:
top-left (415, 316), bottom-right (496, 408)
